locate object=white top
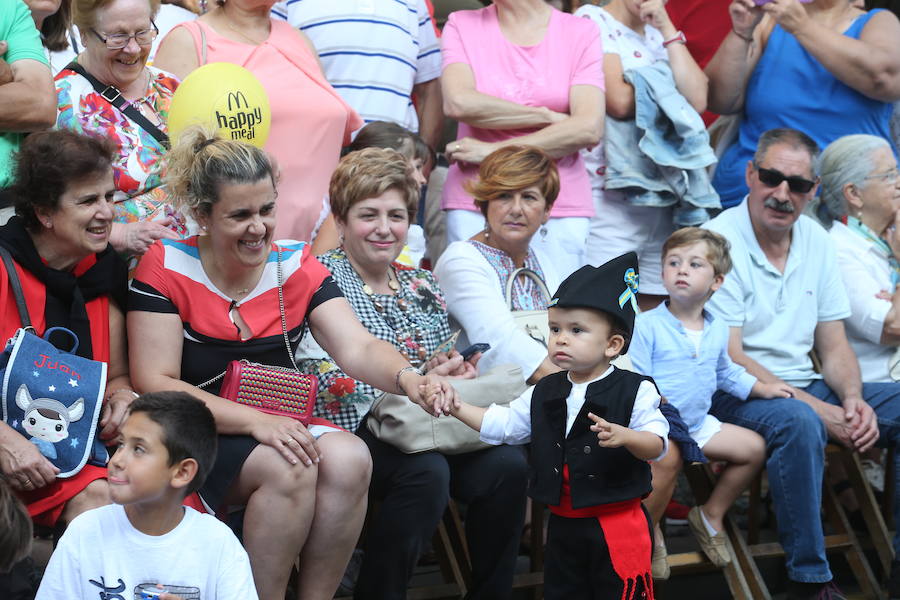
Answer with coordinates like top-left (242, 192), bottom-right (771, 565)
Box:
top-left (574, 5), bottom-right (666, 187)
top-left (36, 505), bottom-right (258, 600)
top-left (434, 240), bottom-right (564, 377)
top-left (480, 366), bottom-right (669, 460)
top-left (704, 199), bottom-right (852, 387)
top-left (684, 327), bottom-right (703, 355)
top-left (829, 220), bottom-right (896, 382)
top-left (271, 0), bottom-right (441, 134)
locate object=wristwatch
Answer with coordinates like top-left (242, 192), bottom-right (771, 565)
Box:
top-left (662, 30), bottom-right (687, 48)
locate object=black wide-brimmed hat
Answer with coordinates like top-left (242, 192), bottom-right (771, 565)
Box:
top-left (549, 252), bottom-right (639, 348)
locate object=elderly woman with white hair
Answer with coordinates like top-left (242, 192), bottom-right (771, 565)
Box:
top-left (815, 134), bottom-right (900, 382)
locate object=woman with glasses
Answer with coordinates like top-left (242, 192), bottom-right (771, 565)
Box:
top-left (55, 0), bottom-right (185, 259)
top-left (813, 134), bottom-right (900, 382)
top-left (706, 0), bottom-right (900, 209)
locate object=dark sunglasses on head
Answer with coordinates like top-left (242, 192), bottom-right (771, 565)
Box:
top-left (754, 164), bottom-right (817, 194)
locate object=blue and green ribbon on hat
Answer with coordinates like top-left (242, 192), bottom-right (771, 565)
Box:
top-left (618, 268), bottom-right (639, 312)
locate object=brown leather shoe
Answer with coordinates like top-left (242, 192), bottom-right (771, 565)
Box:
top-left (688, 506), bottom-right (731, 567)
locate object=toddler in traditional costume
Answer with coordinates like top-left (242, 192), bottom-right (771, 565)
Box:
top-left (450, 252), bottom-right (668, 600)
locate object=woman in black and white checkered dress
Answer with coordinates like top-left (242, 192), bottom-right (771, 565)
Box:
top-left (296, 147), bottom-right (528, 600)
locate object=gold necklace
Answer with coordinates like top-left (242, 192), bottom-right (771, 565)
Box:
top-left (361, 276), bottom-right (400, 296)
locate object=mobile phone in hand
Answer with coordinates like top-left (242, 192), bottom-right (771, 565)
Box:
top-left (460, 343), bottom-right (490, 361)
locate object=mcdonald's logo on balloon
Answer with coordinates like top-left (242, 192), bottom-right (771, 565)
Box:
top-left (168, 63), bottom-right (272, 148)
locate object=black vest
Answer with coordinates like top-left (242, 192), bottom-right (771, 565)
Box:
top-left (528, 368), bottom-right (655, 509)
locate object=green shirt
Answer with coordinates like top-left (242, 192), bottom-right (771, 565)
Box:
top-left (0, 0), bottom-right (50, 187)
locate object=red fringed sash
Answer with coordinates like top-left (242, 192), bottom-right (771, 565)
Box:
top-left (549, 465), bottom-right (654, 600)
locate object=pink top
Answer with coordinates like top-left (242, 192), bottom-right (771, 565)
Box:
top-left (440, 6), bottom-right (604, 217)
top-left (171, 20), bottom-right (363, 241)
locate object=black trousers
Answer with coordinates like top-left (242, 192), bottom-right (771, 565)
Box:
top-left (544, 512), bottom-right (652, 600)
top-left (355, 424), bottom-right (528, 600)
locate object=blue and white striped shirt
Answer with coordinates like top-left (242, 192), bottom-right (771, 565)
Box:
top-left (271, 0), bottom-right (441, 133)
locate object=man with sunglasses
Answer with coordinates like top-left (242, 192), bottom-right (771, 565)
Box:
top-left (704, 127), bottom-right (900, 599)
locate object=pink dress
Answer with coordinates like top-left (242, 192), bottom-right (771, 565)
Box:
top-left (440, 5), bottom-right (604, 217)
top-left (170, 19), bottom-right (362, 241)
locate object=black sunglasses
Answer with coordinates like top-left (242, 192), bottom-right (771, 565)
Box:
top-left (754, 164), bottom-right (817, 194)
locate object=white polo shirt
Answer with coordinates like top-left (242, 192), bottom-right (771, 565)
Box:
top-left (271, 0), bottom-right (441, 134)
top-left (829, 220), bottom-right (896, 382)
top-left (704, 199), bottom-right (851, 387)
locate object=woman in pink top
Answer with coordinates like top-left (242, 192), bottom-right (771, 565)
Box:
top-left (153, 0), bottom-right (362, 245)
top-left (441, 0), bottom-right (605, 277)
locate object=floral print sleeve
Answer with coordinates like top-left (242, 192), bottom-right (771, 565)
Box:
top-left (54, 66), bottom-right (189, 235)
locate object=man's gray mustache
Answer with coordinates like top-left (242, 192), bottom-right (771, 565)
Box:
top-left (764, 197), bottom-right (795, 213)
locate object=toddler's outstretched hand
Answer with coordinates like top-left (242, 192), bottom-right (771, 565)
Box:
top-left (588, 412), bottom-right (632, 448)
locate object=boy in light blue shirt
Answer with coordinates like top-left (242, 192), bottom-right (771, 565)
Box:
top-left (630, 227), bottom-right (792, 568)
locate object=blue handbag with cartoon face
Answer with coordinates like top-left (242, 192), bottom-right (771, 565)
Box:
top-left (1, 327), bottom-right (107, 477)
top-left (0, 247), bottom-right (108, 478)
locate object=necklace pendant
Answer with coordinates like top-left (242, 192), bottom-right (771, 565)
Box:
top-left (362, 284), bottom-right (374, 296)
top-left (388, 278), bottom-right (400, 291)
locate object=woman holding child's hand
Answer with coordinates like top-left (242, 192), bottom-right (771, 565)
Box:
top-left (127, 131), bottom-right (446, 600)
top-left (294, 147), bottom-right (526, 600)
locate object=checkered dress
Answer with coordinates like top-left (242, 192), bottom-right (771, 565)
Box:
top-left (297, 248), bottom-right (452, 431)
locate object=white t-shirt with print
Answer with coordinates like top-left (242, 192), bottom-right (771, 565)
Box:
top-left (36, 504), bottom-right (258, 600)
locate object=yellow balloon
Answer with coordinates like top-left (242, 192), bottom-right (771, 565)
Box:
top-left (168, 63), bottom-right (271, 148)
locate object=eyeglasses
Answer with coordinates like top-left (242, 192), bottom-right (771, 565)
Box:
top-left (90, 21), bottom-right (158, 50)
top-left (864, 168), bottom-right (900, 184)
top-left (753, 164), bottom-right (817, 194)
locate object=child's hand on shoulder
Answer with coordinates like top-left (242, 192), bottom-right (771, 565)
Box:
top-left (588, 412), bottom-right (632, 448)
top-left (755, 381), bottom-right (794, 399)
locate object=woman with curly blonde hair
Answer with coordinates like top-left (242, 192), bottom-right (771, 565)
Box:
top-left (128, 128), bottom-right (454, 600)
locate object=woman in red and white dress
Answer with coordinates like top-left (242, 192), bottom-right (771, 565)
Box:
top-left (127, 127), bottom-right (455, 600)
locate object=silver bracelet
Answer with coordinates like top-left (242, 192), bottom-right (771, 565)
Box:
top-left (395, 365), bottom-right (423, 393)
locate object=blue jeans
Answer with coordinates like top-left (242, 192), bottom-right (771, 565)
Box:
top-left (713, 380), bottom-right (900, 583)
top-left (710, 392), bottom-right (829, 583)
top-left (805, 379), bottom-right (900, 558)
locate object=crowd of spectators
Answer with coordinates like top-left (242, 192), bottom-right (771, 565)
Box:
top-left (2, 0), bottom-right (900, 599)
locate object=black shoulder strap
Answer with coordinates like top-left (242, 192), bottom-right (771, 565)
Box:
top-left (65, 61), bottom-right (170, 149)
top-left (0, 246), bottom-right (32, 329)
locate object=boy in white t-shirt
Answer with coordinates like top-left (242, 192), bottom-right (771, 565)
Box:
top-left (630, 228), bottom-right (792, 569)
top-left (36, 392), bottom-right (257, 600)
